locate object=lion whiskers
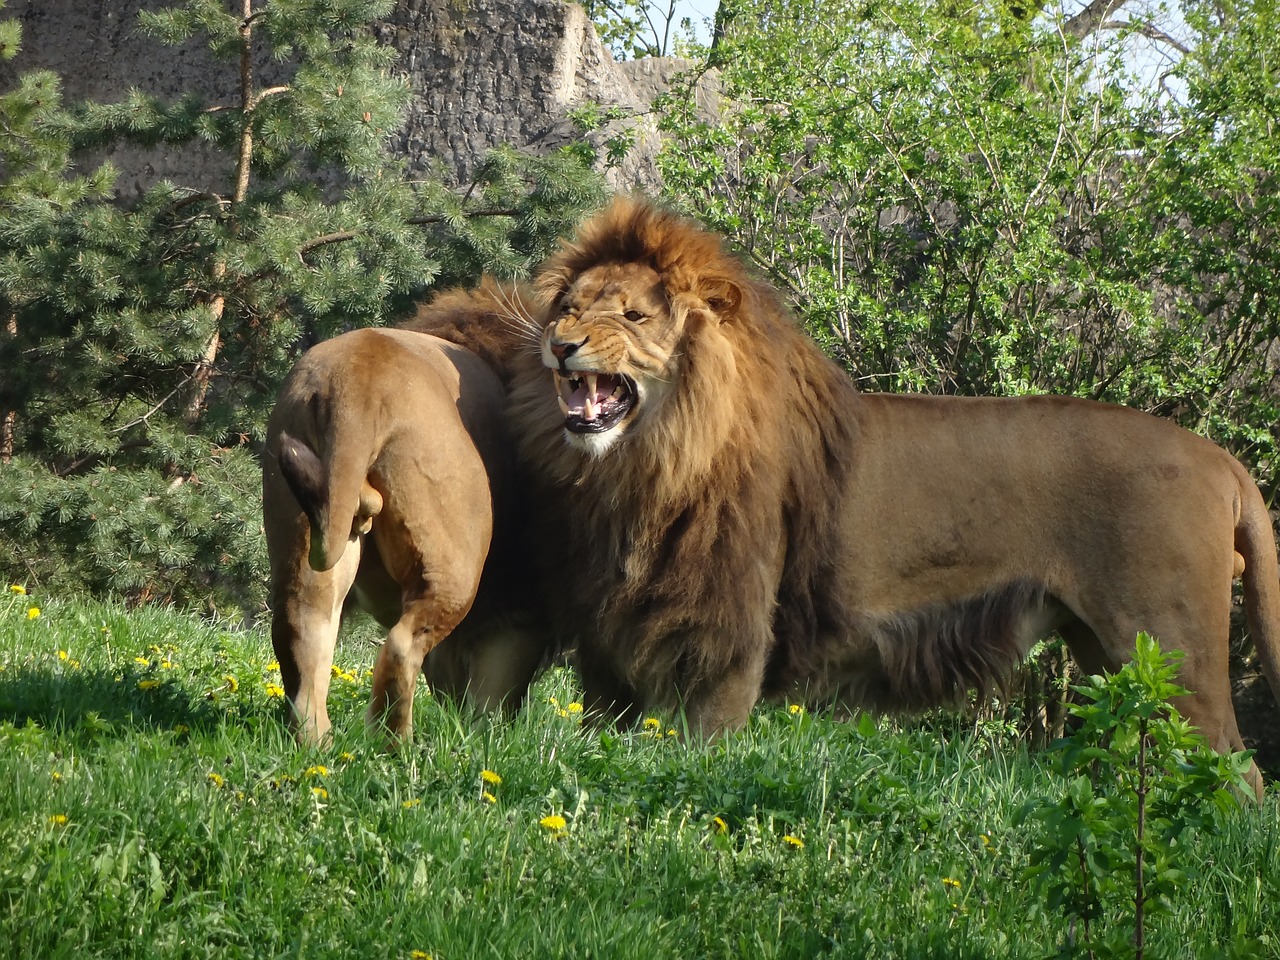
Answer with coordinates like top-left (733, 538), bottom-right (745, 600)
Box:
top-left (491, 283), bottom-right (544, 345)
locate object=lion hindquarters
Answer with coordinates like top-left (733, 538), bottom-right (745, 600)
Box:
top-left (264, 328), bottom-right (530, 747)
top-left (277, 431), bottom-right (384, 571)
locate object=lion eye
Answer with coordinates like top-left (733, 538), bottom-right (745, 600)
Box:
top-left (624, 310), bottom-right (644, 323)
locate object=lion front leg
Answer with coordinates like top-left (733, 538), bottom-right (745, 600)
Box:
top-left (576, 645), bottom-right (643, 730)
top-left (679, 647), bottom-right (767, 741)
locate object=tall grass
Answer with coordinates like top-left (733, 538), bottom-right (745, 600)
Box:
top-left (1, 592), bottom-right (1276, 959)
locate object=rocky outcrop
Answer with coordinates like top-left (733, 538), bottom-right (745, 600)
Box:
top-left (0, 0), bottom-right (716, 193)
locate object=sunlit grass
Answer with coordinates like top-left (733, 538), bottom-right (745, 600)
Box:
top-left (1, 590), bottom-right (1277, 959)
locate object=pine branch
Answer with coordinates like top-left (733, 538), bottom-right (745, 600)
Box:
top-left (109, 376), bottom-right (194, 436)
top-left (292, 207), bottom-right (521, 263)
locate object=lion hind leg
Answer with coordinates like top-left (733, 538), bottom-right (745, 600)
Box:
top-left (272, 538), bottom-right (361, 746)
top-left (1068, 581), bottom-right (1262, 796)
top-left (368, 588), bottom-right (477, 743)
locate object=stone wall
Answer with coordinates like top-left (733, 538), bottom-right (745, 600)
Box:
top-left (0, 0), bottom-right (715, 194)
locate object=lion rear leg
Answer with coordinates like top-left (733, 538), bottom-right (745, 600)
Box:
top-left (368, 586), bottom-right (477, 743)
top-left (1063, 585), bottom-right (1261, 796)
top-left (272, 542), bottom-right (361, 746)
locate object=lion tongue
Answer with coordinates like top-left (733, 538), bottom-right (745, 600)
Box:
top-left (560, 373), bottom-right (619, 422)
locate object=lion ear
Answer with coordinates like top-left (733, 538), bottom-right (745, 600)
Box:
top-left (697, 276), bottom-right (742, 321)
top-left (535, 268), bottom-right (572, 306)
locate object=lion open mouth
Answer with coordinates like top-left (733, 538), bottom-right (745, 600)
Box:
top-left (553, 370), bottom-right (637, 434)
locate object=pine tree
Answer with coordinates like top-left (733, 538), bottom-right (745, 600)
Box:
top-left (0, 0), bottom-right (604, 615)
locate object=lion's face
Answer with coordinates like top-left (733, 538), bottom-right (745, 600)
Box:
top-left (540, 261), bottom-right (684, 457)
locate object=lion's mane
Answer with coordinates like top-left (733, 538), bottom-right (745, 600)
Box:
top-left (406, 200), bottom-right (1041, 714)
top-left (506, 198), bottom-right (864, 710)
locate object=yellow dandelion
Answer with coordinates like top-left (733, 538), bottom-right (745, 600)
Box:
top-left (711, 816), bottom-right (728, 835)
top-left (266, 660), bottom-right (280, 671)
top-left (133, 656), bottom-right (150, 667)
top-left (26, 607), bottom-right (40, 620)
top-left (57, 650), bottom-right (68, 661)
top-left (481, 791), bottom-right (497, 804)
top-left (547, 695), bottom-right (561, 707)
top-left (305, 765), bottom-right (329, 778)
top-left (69, 659), bottom-right (81, 669)
top-left (48, 814), bottom-right (67, 825)
top-left (222, 674), bottom-right (239, 693)
top-left (782, 835), bottom-right (805, 849)
top-left (557, 708), bottom-right (569, 717)
top-left (265, 683), bottom-right (285, 698)
top-left (539, 814), bottom-right (567, 832)
top-left (311, 786), bottom-right (329, 800)
top-left (138, 679), bottom-right (161, 691)
top-left (402, 799), bottom-right (421, 809)
top-left (942, 877), bottom-right (961, 889)
top-left (410, 951), bottom-right (434, 960)
top-left (480, 769), bottom-right (502, 786)
top-left (174, 724), bottom-right (189, 736)
top-left (50, 771), bottom-right (63, 782)
top-left (207, 772), bottom-right (225, 788)
top-left (667, 728), bottom-right (677, 737)
top-left (149, 645), bottom-right (162, 655)
top-left (788, 703), bottom-right (805, 715)
top-left (338, 751), bottom-right (356, 763)
top-left (643, 717), bottom-right (660, 730)
top-left (160, 660), bottom-right (174, 669)
top-left (9, 584), bottom-right (26, 594)
top-left (566, 702), bottom-right (584, 714)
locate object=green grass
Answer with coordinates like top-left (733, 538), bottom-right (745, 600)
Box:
top-left (1, 591), bottom-right (1278, 959)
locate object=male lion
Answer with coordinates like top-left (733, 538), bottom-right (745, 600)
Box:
top-left (422, 198), bottom-right (1280, 794)
top-left (263, 321), bottom-right (545, 745)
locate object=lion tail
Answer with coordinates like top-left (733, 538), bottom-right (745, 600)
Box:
top-left (277, 430), bottom-right (383, 572)
top-left (1235, 467), bottom-right (1280, 704)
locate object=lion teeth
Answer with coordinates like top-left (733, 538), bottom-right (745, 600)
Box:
top-left (583, 394), bottom-right (597, 421)
top-left (558, 395), bottom-right (570, 416)
top-left (586, 373), bottom-right (598, 397)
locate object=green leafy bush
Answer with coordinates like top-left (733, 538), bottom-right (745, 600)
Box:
top-left (658, 0), bottom-right (1280, 484)
top-left (1023, 634), bottom-right (1254, 959)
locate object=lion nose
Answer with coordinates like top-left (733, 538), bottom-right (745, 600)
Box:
top-left (550, 338), bottom-right (584, 363)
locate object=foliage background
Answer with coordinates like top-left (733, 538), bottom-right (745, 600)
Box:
top-left (0, 0), bottom-right (603, 615)
top-left (659, 0), bottom-right (1280, 491)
